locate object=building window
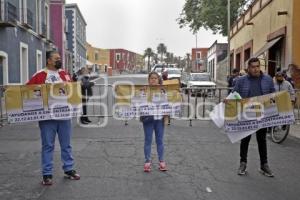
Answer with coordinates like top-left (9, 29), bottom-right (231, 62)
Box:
top-left (0, 0), bottom-right (4, 21)
top-left (212, 59), bottom-right (215, 79)
top-left (244, 48), bottom-right (251, 67)
top-left (196, 51), bottom-right (201, 59)
top-left (19, 0), bottom-right (27, 23)
top-left (36, 50), bottom-right (42, 71)
top-left (116, 53), bottom-right (121, 61)
top-left (65, 17), bottom-right (69, 33)
top-left (0, 51), bottom-right (8, 85)
top-left (95, 52), bottom-right (99, 61)
top-left (45, 3), bottom-right (49, 38)
top-left (268, 38), bottom-right (283, 77)
top-left (20, 42), bottom-right (28, 84)
top-left (36, 0), bottom-right (41, 34)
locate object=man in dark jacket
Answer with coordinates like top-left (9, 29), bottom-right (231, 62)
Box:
top-left (227, 69), bottom-right (239, 94)
top-left (78, 68), bottom-right (94, 124)
top-left (233, 57), bottom-right (275, 177)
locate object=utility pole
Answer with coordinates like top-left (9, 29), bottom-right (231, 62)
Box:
top-left (196, 32), bottom-right (198, 71)
top-left (227, 0), bottom-right (231, 76)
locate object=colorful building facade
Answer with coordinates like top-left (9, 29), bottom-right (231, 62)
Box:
top-left (65, 3), bottom-right (87, 73)
top-left (230, 0), bottom-right (300, 81)
top-left (191, 48), bottom-right (208, 72)
top-left (86, 43), bottom-right (110, 72)
top-left (0, 0), bottom-right (53, 85)
top-left (49, 0), bottom-right (72, 73)
top-left (207, 41), bottom-right (228, 81)
top-left (109, 49), bottom-right (142, 72)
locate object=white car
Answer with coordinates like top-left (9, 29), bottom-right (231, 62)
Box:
top-left (165, 68), bottom-right (182, 80)
top-left (151, 64), bottom-right (177, 72)
top-left (182, 73), bottom-right (216, 96)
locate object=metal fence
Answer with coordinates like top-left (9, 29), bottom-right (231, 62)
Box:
top-left (0, 84), bottom-right (300, 127)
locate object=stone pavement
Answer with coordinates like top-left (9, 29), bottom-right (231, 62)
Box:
top-left (0, 119), bottom-right (300, 200)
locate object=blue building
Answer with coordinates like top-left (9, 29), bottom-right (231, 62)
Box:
top-left (65, 4), bottom-right (87, 73)
top-left (0, 0), bottom-right (54, 85)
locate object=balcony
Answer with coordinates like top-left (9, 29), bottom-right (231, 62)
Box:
top-left (22, 9), bottom-right (33, 29)
top-left (0, 2), bottom-right (18, 27)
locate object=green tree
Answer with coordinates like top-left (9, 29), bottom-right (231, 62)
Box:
top-left (178, 0), bottom-right (249, 36)
top-left (143, 48), bottom-right (155, 72)
top-left (157, 43), bottom-right (167, 62)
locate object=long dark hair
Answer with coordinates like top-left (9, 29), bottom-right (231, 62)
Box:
top-left (148, 71), bottom-right (162, 85)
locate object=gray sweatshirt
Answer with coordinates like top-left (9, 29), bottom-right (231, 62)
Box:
top-left (274, 80), bottom-right (295, 101)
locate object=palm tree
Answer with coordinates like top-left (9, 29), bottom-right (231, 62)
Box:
top-left (143, 48), bottom-right (154, 72)
top-left (157, 43), bottom-right (167, 62)
top-left (153, 53), bottom-right (159, 64)
top-left (165, 52), bottom-right (171, 64)
top-left (170, 53), bottom-right (174, 64)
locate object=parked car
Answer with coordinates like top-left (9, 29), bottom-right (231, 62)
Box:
top-left (165, 68), bottom-right (182, 81)
top-left (154, 67), bottom-right (163, 76)
top-left (151, 63), bottom-right (177, 72)
top-left (181, 72), bottom-right (216, 96)
top-left (180, 72), bottom-right (190, 88)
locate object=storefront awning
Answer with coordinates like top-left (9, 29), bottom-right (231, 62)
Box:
top-left (252, 37), bottom-right (282, 58)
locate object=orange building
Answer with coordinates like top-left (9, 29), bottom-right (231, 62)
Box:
top-left (229, 0), bottom-right (300, 87)
top-left (86, 43), bottom-right (110, 72)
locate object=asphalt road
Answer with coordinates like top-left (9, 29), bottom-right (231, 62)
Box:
top-left (0, 74), bottom-right (300, 200)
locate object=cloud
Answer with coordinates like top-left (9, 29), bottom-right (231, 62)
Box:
top-left (66, 0), bottom-right (226, 56)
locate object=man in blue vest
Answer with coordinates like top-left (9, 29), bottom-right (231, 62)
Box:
top-left (233, 57), bottom-right (275, 177)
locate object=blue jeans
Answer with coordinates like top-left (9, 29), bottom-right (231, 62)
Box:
top-left (143, 118), bottom-right (165, 163)
top-left (38, 119), bottom-right (74, 175)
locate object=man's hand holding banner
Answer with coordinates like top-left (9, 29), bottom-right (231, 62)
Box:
top-left (211, 91), bottom-right (295, 143)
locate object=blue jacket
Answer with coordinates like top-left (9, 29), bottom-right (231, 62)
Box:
top-left (233, 73), bottom-right (275, 98)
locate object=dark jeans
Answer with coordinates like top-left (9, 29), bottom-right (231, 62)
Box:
top-left (240, 128), bottom-right (268, 165)
top-left (81, 98), bottom-right (89, 121)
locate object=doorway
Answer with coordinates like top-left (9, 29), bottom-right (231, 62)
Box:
top-left (268, 38), bottom-right (283, 77)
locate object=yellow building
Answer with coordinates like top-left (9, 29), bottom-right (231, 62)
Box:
top-left (135, 54), bottom-right (145, 71)
top-left (86, 43), bottom-right (110, 72)
top-left (230, 0), bottom-right (300, 79)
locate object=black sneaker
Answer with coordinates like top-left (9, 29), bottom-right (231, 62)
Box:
top-left (80, 120), bottom-right (89, 124)
top-left (238, 162), bottom-right (247, 175)
top-left (85, 119), bottom-right (92, 123)
top-left (42, 175), bottom-right (53, 186)
top-left (260, 164), bottom-right (274, 177)
top-left (64, 170), bottom-right (80, 180)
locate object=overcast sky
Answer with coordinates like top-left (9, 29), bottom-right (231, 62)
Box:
top-left (66, 0), bottom-right (226, 57)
